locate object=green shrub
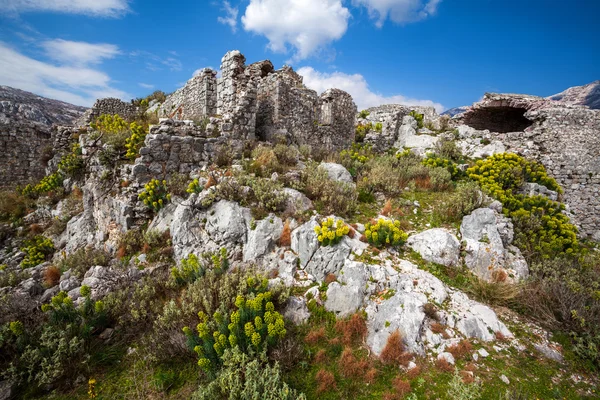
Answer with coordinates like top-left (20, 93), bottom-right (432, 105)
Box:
top-left (0, 269), bottom-right (29, 289)
top-left (340, 143), bottom-right (373, 176)
top-left (171, 249), bottom-right (229, 285)
top-left (358, 110), bottom-right (370, 119)
top-left (422, 154), bottom-right (462, 180)
top-left (355, 122), bottom-right (373, 143)
top-left (434, 137), bottom-right (463, 162)
top-left (300, 162), bottom-right (357, 217)
top-left (124, 121), bottom-right (148, 160)
top-left (273, 144), bottom-right (299, 166)
top-left (374, 122), bottom-right (383, 132)
top-left (139, 179), bottom-right (171, 212)
top-left (428, 166), bottom-right (453, 191)
top-left (20, 236), bottom-right (55, 269)
top-left (57, 143), bottom-right (84, 177)
top-left (5, 287), bottom-right (108, 387)
top-left (187, 178), bottom-right (204, 194)
top-left (91, 114), bottom-right (129, 133)
top-left (442, 181), bottom-right (486, 222)
top-left (314, 217), bottom-right (350, 246)
top-left (0, 191), bottom-right (34, 222)
top-left (409, 110), bottom-right (424, 129)
top-left (365, 218), bottom-right (408, 248)
top-left (57, 247), bottom-right (111, 279)
top-left (193, 347), bottom-right (305, 400)
top-left (183, 278), bottom-right (286, 374)
top-left (468, 153), bottom-right (575, 261)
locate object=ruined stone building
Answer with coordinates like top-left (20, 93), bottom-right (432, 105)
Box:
top-left (157, 50), bottom-right (357, 152)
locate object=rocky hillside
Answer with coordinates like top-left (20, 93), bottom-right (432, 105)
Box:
top-left (548, 80), bottom-right (600, 109)
top-left (0, 86), bottom-right (87, 127)
top-left (0, 54), bottom-right (599, 399)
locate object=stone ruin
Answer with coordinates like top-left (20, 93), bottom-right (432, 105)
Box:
top-left (156, 50), bottom-right (357, 152)
top-left (456, 93), bottom-right (600, 241)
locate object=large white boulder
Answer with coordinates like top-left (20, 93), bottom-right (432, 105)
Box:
top-left (406, 228), bottom-right (461, 267)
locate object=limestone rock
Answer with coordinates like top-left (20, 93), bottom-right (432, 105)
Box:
top-left (282, 188), bottom-right (313, 214)
top-left (243, 215), bottom-right (283, 262)
top-left (406, 228), bottom-right (461, 267)
top-left (206, 200), bottom-right (251, 245)
top-left (283, 296), bottom-right (310, 325)
top-left (319, 162), bottom-right (354, 185)
top-left (324, 260), bottom-right (368, 317)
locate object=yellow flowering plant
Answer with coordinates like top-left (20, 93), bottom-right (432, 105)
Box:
top-left (183, 276), bottom-right (286, 375)
top-left (314, 217), bottom-right (350, 246)
top-left (364, 218), bottom-right (408, 248)
top-left (124, 122), bottom-right (148, 160)
top-left (138, 179), bottom-right (171, 212)
top-left (20, 235), bottom-right (55, 269)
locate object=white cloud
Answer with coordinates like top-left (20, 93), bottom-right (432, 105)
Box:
top-left (42, 39), bottom-right (120, 66)
top-left (242, 0), bottom-right (350, 62)
top-left (353, 0), bottom-right (441, 27)
top-left (1, 0), bottom-right (130, 17)
top-left (0, 41), bottom-right (128, 106)
top-left (217, 1), bottom-right (238, 33)
top-left (298, 66), bottom-right (444, 112)
top-left (138, 83), bottom-right (154, 89)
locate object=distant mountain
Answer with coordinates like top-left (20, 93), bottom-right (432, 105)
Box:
top-left (441, 106), bottom-right (469, 117)
top-left (0, 86), bottom-right (87, 127)
top-left (548, 80), bottom-right (600, 109)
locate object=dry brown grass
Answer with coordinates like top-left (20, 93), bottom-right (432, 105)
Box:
top-left (415, 176), bottom-right (432, 190)
top-left (460, 370), bottom-right (475, 383)
top-left (44, 265), bottom-right (61, 287)
top-left (492, 268), bottom-right (509, 283)
top-left (495, 331), bottom-right (508, 341)
top-left (430, 322), bottom-right (445, 334)
top-left (305, 327), bottom-right (326, 345)
top-left (347, 227), bottom-right (356, 238)
top-left (380, 330), bottom-right (412, 367)
top-left (314, 349), bottom-right (328, 364)
top-left (436, 358), bottom-right (454, 372)
top-left (279, 220), bottom-right (291, 247)
top-left (325, 273), bottom-right (337, 285)
top-left (359, 234), bottom-right (367, 242)
top-left (447, 339), bottom-right (473, 361)
top-left (392, 377), bottom-right (412, 397)
top-left (406, 365), bottom-right (421, 379)
top-left (116, 245), bottom-right (127, 259)
top-left (338, 347), bottom-right (368, 378)
top-left (335, 313), bottom-right (367, 345)
top-left (365, 368), bottom-right (378, 384)
top-left (315, 369), bottom-right (336, 393)
top-left (204, 175), bottom-right (217, 189)
top-left (381, 199), bottom-right (393, 216)
top-left (29, 224), bottom-right (44, 235)
top-left (422, 303), bottom-right (438, 320)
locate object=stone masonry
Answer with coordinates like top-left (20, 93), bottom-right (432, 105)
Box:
top-left (459, 93), bottom-right (600, 241)
top-left (157, 50), bottom-right (357, 152)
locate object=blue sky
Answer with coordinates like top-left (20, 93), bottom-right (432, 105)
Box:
top-left (0, 0), bottom-right (598, 111)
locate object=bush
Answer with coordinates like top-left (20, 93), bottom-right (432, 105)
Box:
top-left (409, 110), bottom-right (424, 129)
top-left (468, 153), bottom-right (576, 261)
top-left (422, 154), bottom-right (462, 180)
top-left (340, 143), bottom-right (373, 177)
top-left (434, 137), bottom-right (463, 162)
top-left (365, 219), bottom-right (408, 248)
top-left (251, 178), bottom-right (288, 217)
top-left (171, 249), bottom-right (229, 285)
top-left (139, 179), bottom-right (171, 212)
top-left (4, 287), bottom-right (108, 387)
top-left (314, 217), bottom-right (350, 247)
top-left (124, 122), bottom-right (148, 160)
top-left (358, 110), bottom-right (370, 119)
top-left (20, 236), bottom-right (55, 269)
top-left (0, 191), bottom-right (34, 222)
top-left (300, 162), bottom-right (357, 217)
top-left (57, 247), bottom-right (110, 279)
top-left (443, 181), bottom-right (485, 221)
top-left (380, 330), bottom-right (411, 366)
top-left (273, 144), bottom-right (300, 166)
top-left (91, 114), bottom-right (128, 133)
top-left (183, 281), bottom-right (287, 374)
top-left (193, 347), bottom-right (305, 400)
top-left (355, 122), bottom-right (373, 143)
top-left (187, 178), bottom-right (204, 194)
top-left (428, 167), bottom-right (453, 191)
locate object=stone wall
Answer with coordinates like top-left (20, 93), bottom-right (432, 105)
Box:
top-left (0, 122), bottom-right (52, 187)
top-left (156, 50), bottom-right (357, 152)
top-left (459, 93), bottom-right (600, 241)
top-left (159, 69), bottom-right (218, 120)
top-left (82, 98), bottom-right (137, 124)
top-left (130, 119), bottom-right (228, 183)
